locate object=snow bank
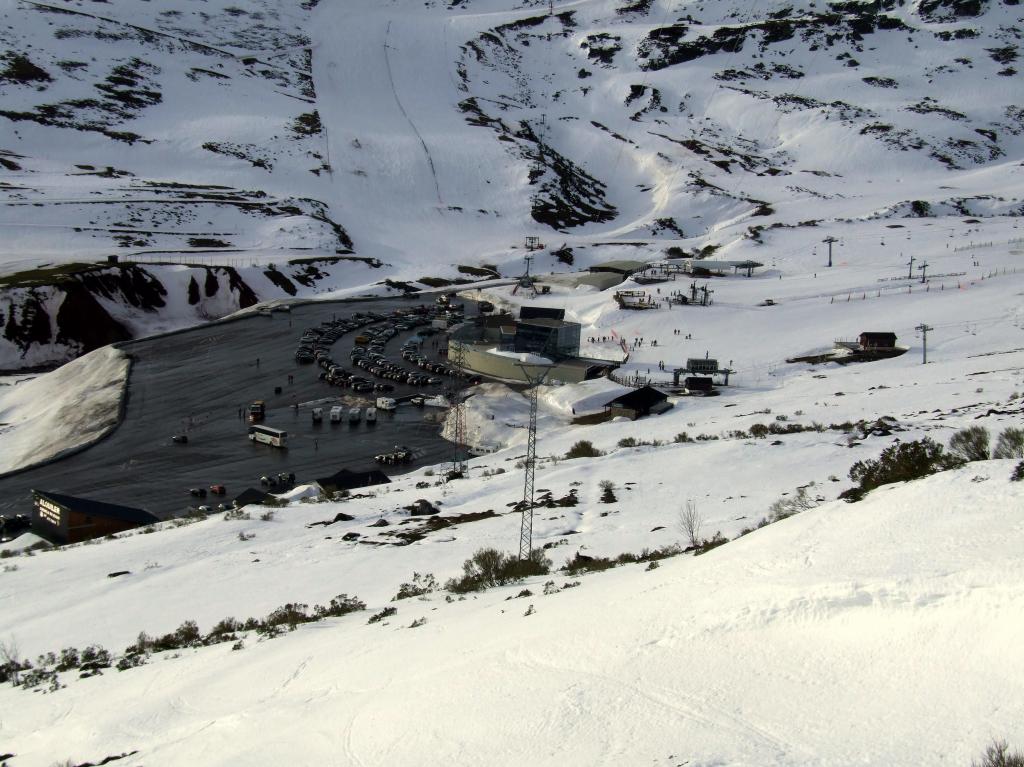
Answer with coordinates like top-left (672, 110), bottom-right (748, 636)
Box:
top-left (486, 347), bottom-right (553, 365)
top-left (0, 346), bottom-right (129, 474)
top-left (277, 484), bottom-right (321, 502)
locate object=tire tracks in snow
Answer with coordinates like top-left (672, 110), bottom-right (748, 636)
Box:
top-left (382, 20), bottom-right (444, 208)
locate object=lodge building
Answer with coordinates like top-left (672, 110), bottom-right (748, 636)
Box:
top-left (31, 490), bottom-right (159, 545)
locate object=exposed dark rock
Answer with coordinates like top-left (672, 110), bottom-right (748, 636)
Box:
top-left (406, 499), bottom-right (440, 516)
top-left (264, 268), bottom-right (298, 296)
top-left (187, 276), bottom-right (201, 305)
top-left (4, 291), bottom-right (53, 354)
top-left (204, 268), bottom-right (219, 297)
top-left (55, 282), bottom-right (131, 353)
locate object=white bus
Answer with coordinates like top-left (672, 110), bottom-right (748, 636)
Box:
top-left (248, 424), bottom-right (288, 448)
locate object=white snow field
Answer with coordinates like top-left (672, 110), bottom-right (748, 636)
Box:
top-left (1, 0), bottom-right (1024, 762)
top-left (0, 346), bottom-right (128, 473)
top-left (0, 466), bottom-right (1021, 766)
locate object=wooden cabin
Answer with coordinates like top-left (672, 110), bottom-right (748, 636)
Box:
top-left (603, 386), bottom-right (673, 420)
top-left (859, 332), bottom-right (897, 349)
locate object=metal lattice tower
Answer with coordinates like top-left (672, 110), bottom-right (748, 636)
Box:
top-left (517, 364), bottom-right (552, 560)
top-left (448, 337), bottom-right (468, 474)
top-left (512, 254), bottom-right (538, 297)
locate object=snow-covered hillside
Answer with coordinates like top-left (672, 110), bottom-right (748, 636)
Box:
top-left (2, 0), bottom-right (1022, 367)
top-left (1, 464), bottom-right (1021, 765)
top-left (0, 345), bottom-right (127, 473)
top-left (1, 0), bottom-right (1023, 762)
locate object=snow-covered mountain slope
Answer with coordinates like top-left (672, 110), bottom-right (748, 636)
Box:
top-left (1, 1), bottom-right (1023, 760)
top-left (2, 0), bottom-right (1021, 269)
top-left (0, 256), bottom-right (393, 369)
top-left (1, 464), bottom-right (1021, 765)
top-left (0, 345), bottom-right (127, 473)
top-left (1, 0), bottom-right (1022, 367)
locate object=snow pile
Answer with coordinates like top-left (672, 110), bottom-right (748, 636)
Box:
top-left (538, 377), bottom-right (628, 416)
top-left (486, 347), bottom-right (553, 365)
top-left (0, 346), bottom-right (129, 474)
top-left (0, 465), bottom-right (1020, 765)
top-left (277, 484), bottom-right (321, 502)
top-left (442, 382), bottom-right (535, 451)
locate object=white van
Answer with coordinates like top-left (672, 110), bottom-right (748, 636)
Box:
top-left (365, 407), bottom-right (377, 424)
top-left (329, 406), bottom-right (343, 424)
top-left (348, 407), bottom-right (361, 423)
top-left (376, 396), bottom-right (396, 411)
top-left (311, 407), bottom-right (323, 423)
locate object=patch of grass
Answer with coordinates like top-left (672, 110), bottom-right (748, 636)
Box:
top-left (0, 262), bottom-right (101, 289)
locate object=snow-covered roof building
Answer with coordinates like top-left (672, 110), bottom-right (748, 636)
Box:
top-left (603, 386), bottom-right (673, 420)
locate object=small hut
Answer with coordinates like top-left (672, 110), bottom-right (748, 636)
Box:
top-left (603, 386), bottom-right (673, 420)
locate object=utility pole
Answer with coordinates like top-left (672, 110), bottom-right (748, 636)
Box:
top-left (916, 323), bottom-right (933, 364)
top-left (906, 254), bottom-right (915, 280)
top-left (918, 261), bottom-right (929, 284)
top-left (516, 363), bottom-right (552, 560)
top-left (447, 336), bottom-right (468, 476)
top-left (822, 236), bottom-right (837, 268)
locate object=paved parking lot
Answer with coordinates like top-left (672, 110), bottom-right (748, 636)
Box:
top-left (0, 298), bottom-right (462, 519)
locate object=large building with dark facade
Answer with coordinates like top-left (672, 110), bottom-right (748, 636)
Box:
top-left (31, 490), bottom-right (159, 545)
top-left (450, 308), bottom-right (617, 384)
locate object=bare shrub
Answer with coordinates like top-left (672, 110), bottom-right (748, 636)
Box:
top-left (971, 739), bottom-right (1024, 767)
top-left (768, 485), bottom-right (820, 523)
top-left (949, 425), bottom-right (991, 462)
top-left (677, 500), bottom-right (703, 549)
top-left (841, 438), bottom-right (961, 501)
top-left (393, 572), bottom-right (438, 601)
top-left (446, 548), bottom-right (551, 593)
top-left (566, 440), bottom-right (602, 459)
top-left (993, 427), bottom-right (1024, 459)
top-left (0, 637), bottom-right (23, 685)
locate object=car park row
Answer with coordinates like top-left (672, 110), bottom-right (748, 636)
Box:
top-left (293, 301), bottom-right (477, 412)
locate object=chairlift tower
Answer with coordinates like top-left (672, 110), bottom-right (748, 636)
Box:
top-left (822, 236), bottom-right (837, 268)
top-left (517, 363), bottom-right (552, 560)
top-left (512, 253), bottom-right (539, 297)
